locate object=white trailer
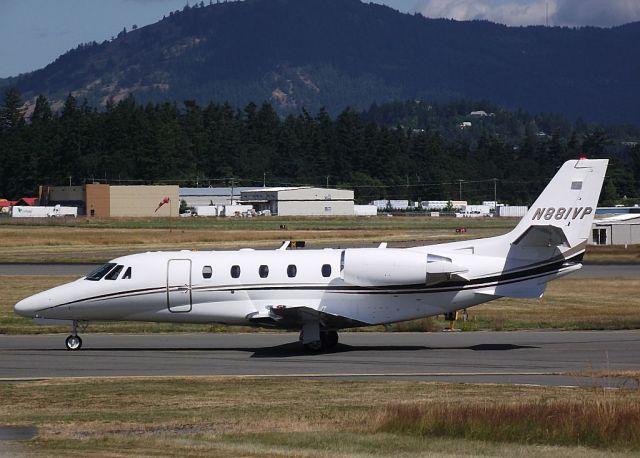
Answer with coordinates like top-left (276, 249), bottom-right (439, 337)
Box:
top-left (192, 206), bottom-right (219, 217)
top-left (354, 205), bottom-right (377, 216)
top-left (461, 204), bottom-right (492, 216)
top-left (49, 206), bottom-right (78, 217)
top-left (497, 205), bottom-right (528, 217)
top-left (10, 205), bottom-right (77, 218)
top-left (222, 204), bottom-right (254, 217)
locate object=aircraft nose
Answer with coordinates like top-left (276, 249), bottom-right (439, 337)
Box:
top-left (14, 295), bottom-right (44, 317)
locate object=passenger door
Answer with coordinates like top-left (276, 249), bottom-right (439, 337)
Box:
top-left (167, 259), bottom-right (192, 313)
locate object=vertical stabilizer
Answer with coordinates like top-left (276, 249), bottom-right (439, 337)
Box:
top-left (509, 158), bottom-right (608, 248)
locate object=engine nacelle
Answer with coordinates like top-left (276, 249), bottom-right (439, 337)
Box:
top-left (342, 249), bottom-right (428, 287)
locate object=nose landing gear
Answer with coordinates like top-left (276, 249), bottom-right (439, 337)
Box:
top-left (65, 320), bottom-right (84, 351)
top-left (65, 334), bottom-right (82, 351)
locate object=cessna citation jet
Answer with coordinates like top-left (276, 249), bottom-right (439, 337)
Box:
top-left (15, 158), bottom-right (607, 351)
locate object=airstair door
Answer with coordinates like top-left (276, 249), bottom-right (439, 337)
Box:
top-left (167, 259), bottom-right (192, 313)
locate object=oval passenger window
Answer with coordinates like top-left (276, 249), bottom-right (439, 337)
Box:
top-left (259, 265), bottom-right (269, 278)
top-left (202, 266), bottom-right (212, 279)
top-left (321, 264), bottom-right (331, 278)
top-left (287, 264), bottom-right (297, 278)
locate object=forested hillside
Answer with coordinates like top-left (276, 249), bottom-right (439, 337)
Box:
top-left (1, 89), bottom-right (639, 205)
top-left (1, 0), bottom-right (639, 123)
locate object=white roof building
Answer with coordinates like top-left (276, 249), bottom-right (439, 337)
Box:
top-left (240, 187), bottom-right (354, 216)
top-left (590, 214), bottom-right (640, 245)
top-left (180, 187), bottom-right (255, 207)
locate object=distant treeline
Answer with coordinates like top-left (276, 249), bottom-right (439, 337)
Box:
top-left (1, 88), bottom-right (639, 205)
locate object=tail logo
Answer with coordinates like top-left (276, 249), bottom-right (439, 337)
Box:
top-left (532, 207), bottom-right (593, 221)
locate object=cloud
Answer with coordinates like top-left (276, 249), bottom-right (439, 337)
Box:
top-left (554, 0), bottom-right (640, 27)
top-left (412, 0), bottom-right (640, 27)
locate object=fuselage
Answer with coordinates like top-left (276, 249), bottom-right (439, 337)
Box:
top-left (14, 243), bottom-right (580, 328)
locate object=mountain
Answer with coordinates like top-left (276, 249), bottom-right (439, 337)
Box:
top-left (3, 0), bottom-right (640, 123)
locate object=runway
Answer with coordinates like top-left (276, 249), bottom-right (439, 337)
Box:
top-left (0, 263), bottom-right (638, 277)
top-left (1, 331), bottom-right (638, 387)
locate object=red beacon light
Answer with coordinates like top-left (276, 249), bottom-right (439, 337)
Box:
top-left (579, 155), bottom-right (588, 160)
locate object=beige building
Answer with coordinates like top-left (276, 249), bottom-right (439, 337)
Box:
top-left (108, 185), bottom-right (178, 217)
top-left (40, 184), bottom-right (179, 217)
top-left (240, 187), bottom-right (354, 216)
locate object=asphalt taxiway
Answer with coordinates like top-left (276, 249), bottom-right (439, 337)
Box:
top-left (1, 331), bottom-right (638, 387)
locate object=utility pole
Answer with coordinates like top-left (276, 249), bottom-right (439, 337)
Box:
top-left (326, 175), bottom-right (330, 188)
top-left (457, 179), bottom-right (464, 200)
top-left (230, 178), bottom-right (234, 205)
top-left (263, 172), bottom-right (266, 187)
top-left (493, 178), bottom-right (497, 204)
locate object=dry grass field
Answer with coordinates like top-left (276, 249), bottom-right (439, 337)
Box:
top-left (2, 275), bottom-right (639, 334)
top-left (0, 216), bottom-right (513, 263)
top-left (0, 216), bottom-right (637, 263)
top-left (1, 377), bottom-right (639, 457)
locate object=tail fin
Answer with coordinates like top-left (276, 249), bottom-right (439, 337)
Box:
top-left (509, 158), bottom-right (608, 249)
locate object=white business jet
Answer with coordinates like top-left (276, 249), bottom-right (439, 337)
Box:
top-left (15, 158), bottom-right (607, 351)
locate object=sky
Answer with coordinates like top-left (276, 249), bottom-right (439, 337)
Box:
top-left (1, 0), bottom-right (639, 78)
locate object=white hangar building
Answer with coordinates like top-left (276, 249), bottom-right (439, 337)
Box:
top-left (240, 187), bottom-right (354, 216)
top-left (590, 214), bottom-right (640, 245)
top-left (180, 187), bottom-right (255, 207)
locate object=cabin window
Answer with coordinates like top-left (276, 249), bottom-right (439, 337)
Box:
top-left (321, 264), bottom-right (332, 277)
top-left (105, 265), bottom-right (124, 280)
top-left (230, 265), bottom-right (241, 278)
top-left (122, 267), bottom-right (132, 279)
top-left (85, 263), bottom-right (116, 281)
top-left (259, 265), bottom-right (269, 278)
top-left (287, 264), bottom-right (297, 278)
top-left (202, 266), bottom-right (212, 279)
top-left (340, 251), bottom-right (345, 272)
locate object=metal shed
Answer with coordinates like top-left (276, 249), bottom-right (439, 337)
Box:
top-left (240, 187), bottom-right (354, 216)
top-left (179, 187), bottom-right (255, 207)
top-left (590, 214), bottom-right (640, 245)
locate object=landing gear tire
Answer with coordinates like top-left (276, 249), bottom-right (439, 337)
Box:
top-left (303, 331), bottom-right (339, 352)
top-left (65, 334), bottom-right (82, 351)
top-left (321, 330), bottom-right (339, 350)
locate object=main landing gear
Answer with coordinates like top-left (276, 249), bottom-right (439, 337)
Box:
top-left (300, 323), bottom-right (339, 352)
top-left (65, 320), bottom-right (84, 351)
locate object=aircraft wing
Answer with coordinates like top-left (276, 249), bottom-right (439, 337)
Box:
top-left (247, 306), bottom-right (367, 330)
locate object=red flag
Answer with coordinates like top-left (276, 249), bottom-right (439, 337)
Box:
top-left (155, 197), bottom-right (170, 213)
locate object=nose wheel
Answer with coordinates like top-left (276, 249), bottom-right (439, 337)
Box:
top-left (65, 334), bottom-right (82, 351)
top-left (65, 320), bottom-right (85, 351)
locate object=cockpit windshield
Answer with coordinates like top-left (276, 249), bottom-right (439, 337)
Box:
top-left (85, 263), bottom-right (117, 281)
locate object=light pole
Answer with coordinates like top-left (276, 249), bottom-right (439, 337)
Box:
top-left (493, 178), bottom-right (497, 204)
top-left (457, 179), bottom-right (464, 200)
